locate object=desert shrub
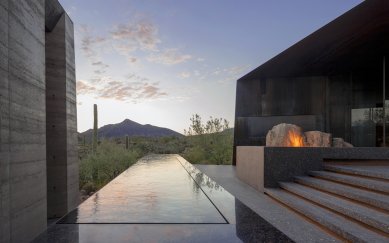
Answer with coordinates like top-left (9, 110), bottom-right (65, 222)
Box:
top-left (181, 114), bottom-right (233, 165)
top-left (78, 115), bottom-right (233, 193)
top-left (79, 140), bottom-right (142, 191)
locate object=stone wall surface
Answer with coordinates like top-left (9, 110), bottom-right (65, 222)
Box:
top-left (46, 12), bottom-right (78, 218)
top-left (0, 1), bottom-right (77, 242)
top-left (7, 1), bottom-right (47, 242)
top-left (0, 0), bottom-right (10, 242)
top-left (65, 13), bottom-right (78, 213)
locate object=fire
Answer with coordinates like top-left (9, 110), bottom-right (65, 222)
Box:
top-left (288, 131), bottom-right (305, 147)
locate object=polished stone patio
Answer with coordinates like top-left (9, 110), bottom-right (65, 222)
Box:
top-left (194, 164), bottom-right (340, 243)
top-left (33, 155), bottom-right (292, 243)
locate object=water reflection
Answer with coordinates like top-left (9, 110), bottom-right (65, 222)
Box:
top-left (59, 154), bottom-right (226, 224)
top-left (235, 199), bottom-right (293, 242)
top-left (177, 156), bottom-right (237, 224)
top-left (35, 155), bottom-right (293, 242)
top-left (34, 224), bottom-right (244, 243)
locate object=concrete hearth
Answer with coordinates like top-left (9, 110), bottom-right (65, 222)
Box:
top-left (236, 146), bottom-right (389, 191)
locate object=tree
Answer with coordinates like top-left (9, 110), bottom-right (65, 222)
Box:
top-left (183, 114), bottom-right (232, 165)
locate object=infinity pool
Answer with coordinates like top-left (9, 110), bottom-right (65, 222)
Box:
top-left (34, 155), bottom-right (293, 242)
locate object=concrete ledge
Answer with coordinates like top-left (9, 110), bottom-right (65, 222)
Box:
top-left (236, 146), bottom-right (264, 191)
top-left (236, 146), bottom-right (389, 190)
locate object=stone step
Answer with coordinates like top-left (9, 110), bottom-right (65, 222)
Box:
top-left (295, 176), bottom-right (389, 211)
top-left (264, 188), bottom-right (388, 243)
top-left (279, 182), bottom-right (389, 234)
top-left (309, 171), bottom-right (389, 194)
top-left (324, 164), bottom-right (389, 180)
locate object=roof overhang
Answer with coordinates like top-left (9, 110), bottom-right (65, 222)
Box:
top-left (239, 0), bottom-right (389, 80)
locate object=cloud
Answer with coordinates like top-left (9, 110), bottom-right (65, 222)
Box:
top-left (127, 73), bottom-right (149, 82)
top-left (79, 26), bottom-right (107, 59)
top-left (214, 65), bottom-right (250, 83)
top-left (128, 57), bottom-right (137, 63)
top-left (98, 79), bottom-right (167, 102)
top-left (78, 18), bottom-right (195, 71)
top-left (178, 71), bottom-right (191, 79)
top-left (76, 75), bottom-right (167, 103)
top-left (91, 61), bottom-right (110, 75)
top-left (111, 19), bottom-right (160, 53)
top-left (226, 65), bottom-right (249, 76)
top-left (211, 65), bottom-right (249, 77)
top-left (77, 80), bottom-right (96, 95)
top-left (147, 48), bottom-right (192, 65)
top-left (92, 61), bottom-right (109, 68)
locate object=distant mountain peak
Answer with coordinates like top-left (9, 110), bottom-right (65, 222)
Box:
top-left (80, 118), bottom-right (182, 139)
top-left (120, 118), bottom-right (138, 124)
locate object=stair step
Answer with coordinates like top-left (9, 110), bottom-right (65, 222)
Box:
top-left (309, 171), bottom-right (389, 194)
top-left (265, 188), bottom-right (388, 242)
top-left (295, 176), bottom-right (389, 211)
top-left (279, 182), bottom-right (389, 234)
top-left (324, 164), bottom-right (389, 180)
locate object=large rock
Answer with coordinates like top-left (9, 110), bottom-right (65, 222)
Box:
top-left (266, 123), bottom-right (306, 147)
top-left (305, 131), bottom-right (332, 147)
top-left (333, 138), bottom-right (354, 148)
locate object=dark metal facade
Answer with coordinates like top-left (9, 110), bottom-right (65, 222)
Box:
top-left (233, 0), bottom-right (389, 164)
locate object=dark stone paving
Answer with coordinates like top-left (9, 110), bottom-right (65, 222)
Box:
top-left (33, 155), bottom-right (293, 243)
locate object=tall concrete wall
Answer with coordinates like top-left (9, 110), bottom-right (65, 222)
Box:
top-left (0, 0), bottom-right (10, 242)
top-left (46, 13), bottom-right (78, 218)
top-left (0, 1), bottom-right (78, 242)
top-left (5, 1), bottom-right (47, 242)
top-left (64, 14), bottom-right (79, 214)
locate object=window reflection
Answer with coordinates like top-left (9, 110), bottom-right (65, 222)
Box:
top-left (351, 101), bottom-right (389, 147)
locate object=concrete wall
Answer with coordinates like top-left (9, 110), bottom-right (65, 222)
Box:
top-left (1, 1), bottom-right (47, 242)
top-left (236, 146), bottom-right (264, 191)
top-left (0, 0), bottom-right (10, 241)
top-left (64, 13), bottom-right (79, 215)
top-left (46, 13), bottom-right (78, 218)
top-left (0, 1), bottom-right (77, 242)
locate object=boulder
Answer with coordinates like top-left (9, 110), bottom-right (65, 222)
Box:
top-left (333, 138), bottom-right (354, 148)
top-left (266, 123), bottom-right (306, 147)
top-left (305, 131), bottom-right (332, 147)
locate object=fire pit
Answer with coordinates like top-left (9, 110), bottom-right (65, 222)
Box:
top-left (265, 123), bottom-right (352, 148)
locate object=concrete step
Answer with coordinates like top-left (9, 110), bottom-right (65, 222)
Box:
top-left (309, 171), bottom-right (389, 194)
top-left (265, 188), bottom-right (388, 243)
top-left (295, 176), bottom-right (389, 211)
top-left (324, 164), bottom-right (389, 180)
top-left (279, 182), bottom-right (389, 234)
top-left (195, 164), bottom-right (341, 243)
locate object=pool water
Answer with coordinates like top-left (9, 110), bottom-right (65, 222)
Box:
top-left (34, 155), bottom-right (293, 242)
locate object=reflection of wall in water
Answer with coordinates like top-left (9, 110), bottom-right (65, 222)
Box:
top-left (235, 199), bottom-right (292, 242)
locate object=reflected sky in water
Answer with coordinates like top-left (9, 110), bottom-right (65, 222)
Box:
top-left (59, 155), bottom-right (226, 224)
top-left (36, 155), bottom-right (293, 242)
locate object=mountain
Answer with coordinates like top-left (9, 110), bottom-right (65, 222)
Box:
top-left (80, 119), bottom-right (183, 140)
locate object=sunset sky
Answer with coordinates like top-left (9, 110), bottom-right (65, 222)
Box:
top-left (59, 0), bottom-right (362, 133)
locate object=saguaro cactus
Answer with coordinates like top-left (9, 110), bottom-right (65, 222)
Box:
top-left (93, 104), bottom-right (98, 153)
top-left (126, 135), bottom-right (129, 150)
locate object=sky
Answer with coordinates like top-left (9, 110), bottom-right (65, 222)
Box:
top-left (58, 0), bottom-right (362, 133)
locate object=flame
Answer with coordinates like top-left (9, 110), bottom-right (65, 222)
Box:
top-left (288, 131), bottom-right (304, 147)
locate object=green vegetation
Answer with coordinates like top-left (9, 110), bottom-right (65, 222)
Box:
top-left (79, 141), bottom-right (141, 194)
top-left (182, 114), bottom-right (233, 165)
top-left (79, 114), bottom-right (233, 194)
